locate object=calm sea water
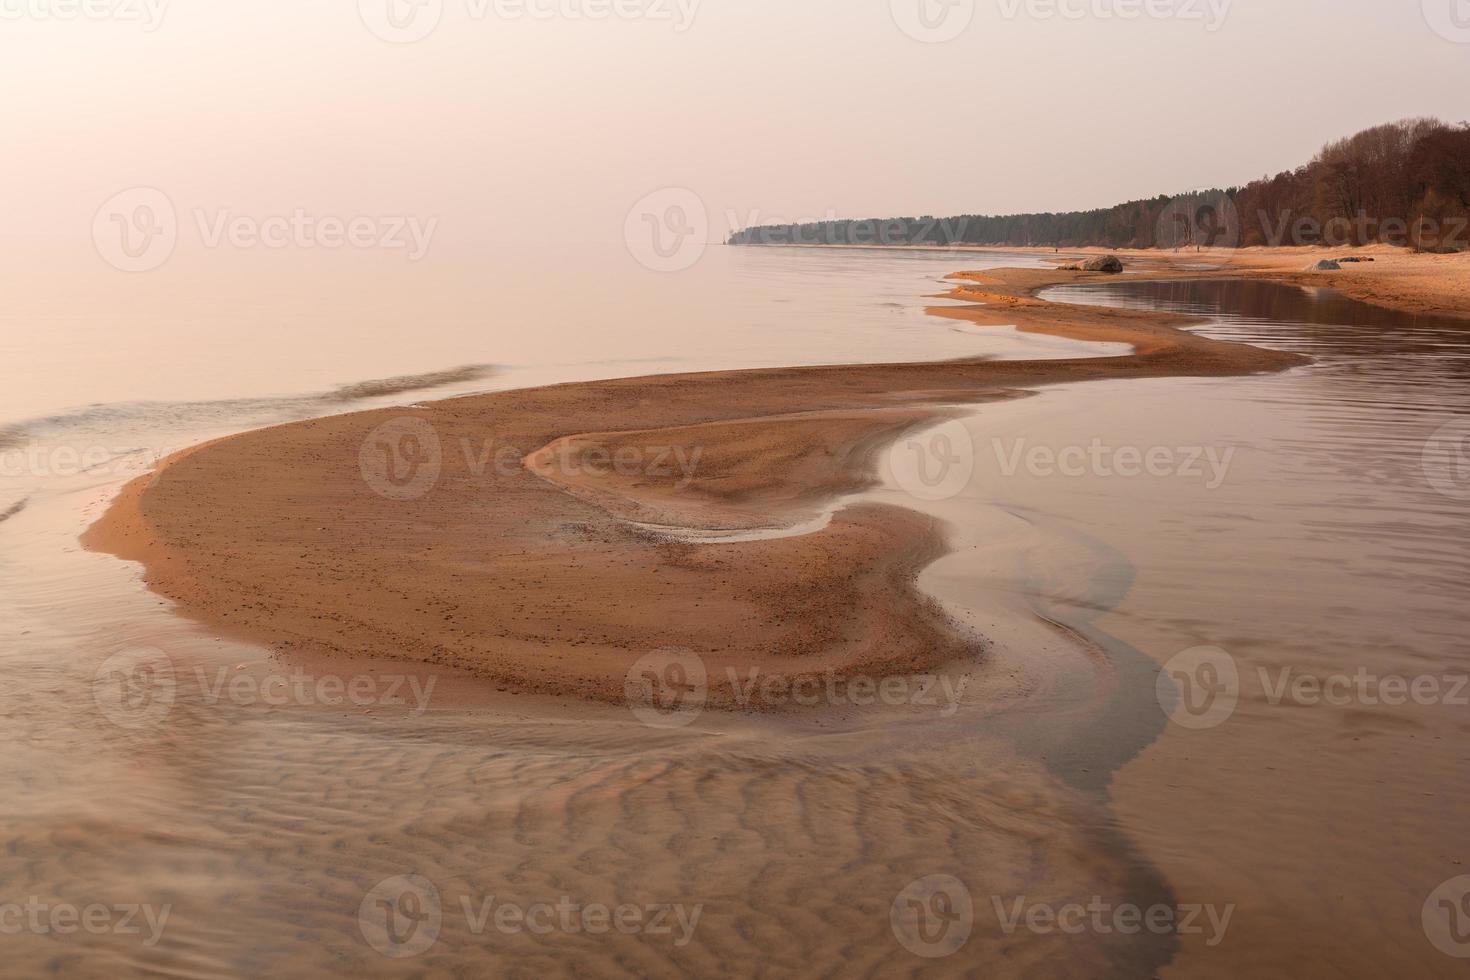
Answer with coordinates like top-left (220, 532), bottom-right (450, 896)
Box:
top-left (1, 254), bottom-right (1467, 977)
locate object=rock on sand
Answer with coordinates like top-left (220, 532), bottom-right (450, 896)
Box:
top-left (1059, 255), bottom-right (1124, 273)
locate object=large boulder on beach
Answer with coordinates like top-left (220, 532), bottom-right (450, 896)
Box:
top-left (1082, 255), bottom-right (1124, 273)
top-left (1059, 255), bottom-right (1124, 273)
top-left (1307, 259), bottom-right (1341, 271)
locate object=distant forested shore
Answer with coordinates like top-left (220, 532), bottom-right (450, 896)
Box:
top-left (728, 118), bottom-right (1470, 253)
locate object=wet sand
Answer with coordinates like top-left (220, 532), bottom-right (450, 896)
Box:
top-left (1072, 244), bottom-right (1470, 318)
top-left (763, 244), bottom-right (1470, 320)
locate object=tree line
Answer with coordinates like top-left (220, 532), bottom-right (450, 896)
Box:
top-left (728, 118), bottom-right (1470, 253)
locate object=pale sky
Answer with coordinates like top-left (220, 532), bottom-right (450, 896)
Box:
top-left (2, 0), bottom-right (1468, 251)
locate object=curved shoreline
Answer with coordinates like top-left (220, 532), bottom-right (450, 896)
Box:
top-left (83, 264), bottom-right (1306, 711)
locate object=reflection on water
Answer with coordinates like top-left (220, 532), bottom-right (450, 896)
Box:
top-left (1039, 279), bottom-right (1470, 620)
top-left (1017, 277), bottom-right (1470, 976)
top-left (0, 245), bottom-right (1064, 427)
top-left (2, 264), bottom-right (1469, 976)
top-left (1045, 275), bottom-right (1470, 361)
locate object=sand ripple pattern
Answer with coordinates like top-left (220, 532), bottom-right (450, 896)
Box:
top-left (0, 662), bottom-right (1169, 978)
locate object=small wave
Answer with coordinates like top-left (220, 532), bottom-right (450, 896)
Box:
top-left (323, 365), bottom-right (496, 403)
top-left (0, 364), bottom-right (497, 450)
